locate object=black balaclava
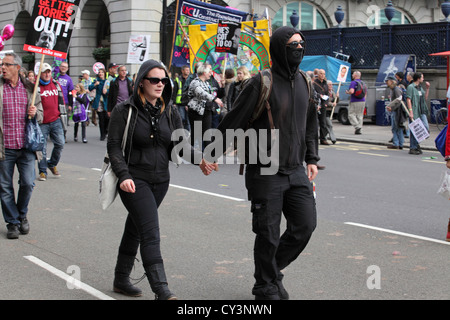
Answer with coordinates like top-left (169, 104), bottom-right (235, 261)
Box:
top-left (286, 46), bottom-right (305, 74)
top-left (270, 26), bottom-right (306, 78)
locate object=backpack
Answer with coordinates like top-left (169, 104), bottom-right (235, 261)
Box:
top-left (354, 80), bottom-right (367, 99)
top-left (237, 69), bottom-right (312, 175)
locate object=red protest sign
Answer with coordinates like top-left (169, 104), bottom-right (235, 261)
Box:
top-left (23, 0), bottom-right (80, 59)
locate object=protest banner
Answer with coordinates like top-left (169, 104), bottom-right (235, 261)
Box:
top-left (127, 35), bottom-right (150, 64)
top-left (215, 21), bottom-right (241, 55)
top-left (409, 118), bottom-right (430, 143)
top-left (170, 0), bottom-right (248, 67)
top-left (188, 19), bottom-right (271, 76)
top-left (23, 0), bottom-right (80, 60)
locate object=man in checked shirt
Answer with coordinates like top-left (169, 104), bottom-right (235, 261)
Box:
top-left (0, 52), bottom-right (43, 239)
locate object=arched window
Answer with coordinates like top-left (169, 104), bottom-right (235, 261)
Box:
top-left (368, 8), bottom-right (412, 27)
top-left (272, 1), bottom-right (328, 31)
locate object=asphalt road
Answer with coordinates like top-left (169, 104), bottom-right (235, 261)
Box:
top-left (0, 124), bottom-right (449, 302)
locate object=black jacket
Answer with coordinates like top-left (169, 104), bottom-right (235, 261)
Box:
top-left (216, 26), bottom-right (319, 174)
top-left (107, 76), bottom-right (133, 113)
top-left (107, 60), bottom-right (201, 184)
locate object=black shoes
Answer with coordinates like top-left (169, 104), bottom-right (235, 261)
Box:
top-left (6, 218), bottom-right (29, 239)
top-left (6, 224), bottom-right (19, 239)
top-left (19, 218), bottom-right (30, 235)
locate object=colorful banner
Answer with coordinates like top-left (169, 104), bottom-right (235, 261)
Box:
top-left (188, 19), bottom-right (271, 76)
top-left (171, 0), bottom-right (248, 67)
top-left (23, 0), bottom-right (80, 59)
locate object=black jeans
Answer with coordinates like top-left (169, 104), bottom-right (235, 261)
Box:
top-left (188, 108), bottom-right (212, 150)
top-left (118, 179), bottom-right (169, 268)
top-left (245, 166), bottom-right (317, 297)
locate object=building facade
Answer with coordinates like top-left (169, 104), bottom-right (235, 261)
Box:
top-left (0, 0), bottom-right (448, 97)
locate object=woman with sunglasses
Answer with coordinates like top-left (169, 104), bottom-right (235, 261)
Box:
top-left (107, 59), bottom-right (217, 299)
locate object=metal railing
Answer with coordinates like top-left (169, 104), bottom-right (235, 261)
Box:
top-left (302, 21), bottom-right (450, 69)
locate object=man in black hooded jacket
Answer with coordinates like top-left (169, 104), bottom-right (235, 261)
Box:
top-left (214, 26), bottom-right (319, 300)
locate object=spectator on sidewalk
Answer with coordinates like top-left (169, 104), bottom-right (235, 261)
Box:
top-left (406, 72), bottom-right (430, 155)
top-left (0, 52), bottom-right (43, 239)
top-left (37, 63), bottom-right (66, 181)
top-left (385, 75), bottom-right (408, 150)
top-left (346, 71), bottom-right (366, 135)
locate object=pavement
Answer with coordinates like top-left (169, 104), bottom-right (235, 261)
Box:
top-left (0, 118), bottom-right (448, 303)
top-left (330, 118), bottom-right (440, 152)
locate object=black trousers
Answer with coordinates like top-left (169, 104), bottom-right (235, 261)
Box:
top-left (318, 106), bottom-right (329, 141)
top-left (245, 166), bottom-right (317, 297)
top-left (118, 179), bottom-right (169, 268)
top-left (188, 108), bottom-right (212, 150)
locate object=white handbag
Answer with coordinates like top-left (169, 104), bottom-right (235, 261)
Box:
top-left (99, 107), bottom-right (132, 210)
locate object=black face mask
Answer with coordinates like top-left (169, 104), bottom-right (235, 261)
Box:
top-left (286, 47), bottom-right (305, 70)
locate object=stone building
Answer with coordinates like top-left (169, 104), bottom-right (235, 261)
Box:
top-left (0, 0), bottom-right (448, 98)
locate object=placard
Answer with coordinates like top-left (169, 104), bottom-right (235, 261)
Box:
top-left (23, 0), bottom-right (80, 59)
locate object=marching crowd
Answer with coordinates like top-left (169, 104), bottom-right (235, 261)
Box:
top-left (0, 26), bottom-right (449, 301)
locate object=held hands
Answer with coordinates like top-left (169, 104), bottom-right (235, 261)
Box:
top-left (200, 159), bottom-right (219, 176)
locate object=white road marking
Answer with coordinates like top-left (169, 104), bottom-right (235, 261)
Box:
top-left (170, 184), bottom-right (246, 202)
top-left (23, 255), bottom-right (115, 300)
top-left (345, 222), bottom-right (450, 246)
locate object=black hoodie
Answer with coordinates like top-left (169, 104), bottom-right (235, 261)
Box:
top-left (216, 26), bottom-right (319, 174)
top-left (107, 60), bottom-right (201, 184)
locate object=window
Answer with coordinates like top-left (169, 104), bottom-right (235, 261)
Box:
top-left (368, 8), bottom-right (412, 27)
top-left (272, 2), bottom-right (328, 31)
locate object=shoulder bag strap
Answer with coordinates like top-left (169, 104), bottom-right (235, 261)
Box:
top-left (121, 107), bottom-right (133, 155)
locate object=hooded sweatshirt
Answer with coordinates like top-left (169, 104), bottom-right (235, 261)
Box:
top-left (107, 59), bottom-right (201, 184)
top-left (216, 26), bottom-right (319, 174)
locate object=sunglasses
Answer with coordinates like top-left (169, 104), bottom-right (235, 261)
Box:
top-left (143, 77), bottom-right (170, 85)
top-left (286, 40), bottom-right (305, 49)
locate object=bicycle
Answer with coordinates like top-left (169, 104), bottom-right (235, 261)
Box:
top-left (435, 107), bottom-right (448, 131)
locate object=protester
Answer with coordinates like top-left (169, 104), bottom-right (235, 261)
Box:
top-left (346, 71), bottom-right (366, 135)
top-left (73, 83), bottom-right (89, 143)
top-left (56, 61), bottom-right (74, 128)
top-left (313, 69), bottom-right (330, 145)
top-left (0, 52), bottom-right (43, 239)
top-left (89, 68), bottom-right (109, 140)
top-left (107, 65), bottom-right (133, 115)
top-left (187, 63), bottom-right (223, 150)
top-left (107, 63), bottom-right (119, 81)
top-left (212, 26), bottom-right (319, 300)
top-left (385, 75), bottom-right (407, 150)
top-left (37, 63), bottom-right (66, 181)
top-left (325, 80), bottom-right (338, 144)
top-left (208, 67), bottom-right (225, 129)
top-left (107, 59), bottom-right (217, 299)
top-left (81, 69), bottom-right (96, 126)
top-left (227, 66), bottom-right (251, 111)
top-left (27, 70), bottom-right (36, 84)
top-left (406, 72), bottom-right (430, 155)
top-left (172, 65), bottom-right (191, 131)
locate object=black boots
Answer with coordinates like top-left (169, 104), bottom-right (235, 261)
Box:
top-left (144, 263), bottom-right (177, 300)
top-left (113, 253), bottom-right (143, 297)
